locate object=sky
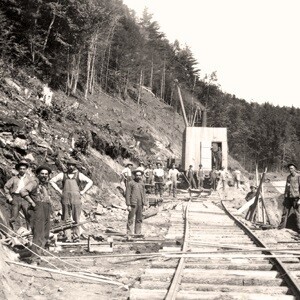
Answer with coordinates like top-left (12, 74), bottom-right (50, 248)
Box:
top-left (123, 0), bottom-right (300, 108)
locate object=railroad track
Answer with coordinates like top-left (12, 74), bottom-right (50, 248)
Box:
top-left (130, 192), bottom-right (300, 300)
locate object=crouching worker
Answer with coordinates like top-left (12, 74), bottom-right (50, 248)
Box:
top-left (20, 165), bottom-right (53, 258)
top-left (126, 170), bottom-right (146, 235)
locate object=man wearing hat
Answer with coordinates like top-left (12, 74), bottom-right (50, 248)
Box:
top-left (20, 165), bottom-right (53, 256)
top-left (4, 160), bottom-right (33, 231)
top-left (50, 158), bottom-right (93, 242)
top-left (153, 162), bottom-right (165, 198)
top-left (121, 162), bottom-right (133, 187)
top-left (279, 163), bottom-right (300, 231)
top-left (126, 169), bottom-right (146, 235)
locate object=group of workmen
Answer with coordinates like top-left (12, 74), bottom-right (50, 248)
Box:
top-left (3, 159), bottom-right (93, 260)
top-left (186, 164), bottom-right (242, 191)
top-left (3, 157), bottom-right (300, 260)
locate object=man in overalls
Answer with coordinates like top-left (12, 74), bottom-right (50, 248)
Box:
top-left (50, 159), bottom-right (93, 242)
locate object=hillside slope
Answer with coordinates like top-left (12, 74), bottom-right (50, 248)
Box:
top-left (0, 74), bottom-right (185, 209)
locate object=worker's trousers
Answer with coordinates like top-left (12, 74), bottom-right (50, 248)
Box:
top-left (188, 177), bottom-right (197, 189)
top-left (31, 202), bottom-right (51, 256)
top-left (279, 197), bottom-right (300, 231)
top-left (197, 177), bottom-right (204, 189)
top-left (169, 179), bottom-right (177, 197)
top-left (154, 176), bottom-right (164, 197)
top-left (127, 203), bottom-right (143, 235)
top-left (62, 201), bottom-right (82, 239)
top-left (10, 194), bottom-right (31, 231)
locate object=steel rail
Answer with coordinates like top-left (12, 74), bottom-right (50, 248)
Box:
top-left (164, 198), bottom-right (191, 300)
top-left (221, 200), bottom-right (300, 299)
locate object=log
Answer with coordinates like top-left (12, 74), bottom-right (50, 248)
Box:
top-left (6, 260), bottom-right (125, 287)
top-left (137, 282), bottom-right (289, 294)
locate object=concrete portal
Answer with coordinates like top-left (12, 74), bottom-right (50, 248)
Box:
top-left (182, 127), bottom-right (228, 171)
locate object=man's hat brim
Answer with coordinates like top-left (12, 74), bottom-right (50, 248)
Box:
top-left (287, 163), bottom-right (297, 169)
top-left (132, 170), bottom-right (144, 176)
top-left (15, 160), bottom-right (29, 169)
top-left (36, 165), bottom-right (52, 175)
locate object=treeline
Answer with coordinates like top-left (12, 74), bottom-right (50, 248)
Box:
top-left (0, 0), bottom-right (299, 171)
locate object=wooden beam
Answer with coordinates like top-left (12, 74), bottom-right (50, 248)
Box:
top-left (176, 84), bottom-right (189, 127)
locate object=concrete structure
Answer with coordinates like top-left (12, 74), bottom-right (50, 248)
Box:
top-left (182, 127), bottom-right (228, 171)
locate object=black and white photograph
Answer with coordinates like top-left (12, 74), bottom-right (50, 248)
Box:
top-left (0, 0), bottom-right (300, 299)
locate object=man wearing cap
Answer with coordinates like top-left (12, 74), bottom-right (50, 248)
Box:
top-left (121, 163), bottom-right (133, 187)
top-left (279, 163), bottom-right (300, 231)
top-left (168, 163), bottom-right (180, 198)
top-left (20, 165), bottom-right (53, 256)
top-left (126, 169), bottom-right (146, 235)
top-left (4, 160), bottom-right (33, 231)
top-left (50, 159), bottom-right (93, 242)
top-left (153, 162), bottom-right (165, 198)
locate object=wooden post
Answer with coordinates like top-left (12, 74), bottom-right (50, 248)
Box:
top-left (176, 84), bottom-right (189, 127)
top-left (248, 167), bottom-right (267, 222)
top-left (137, 69), bottom-right (143, 105)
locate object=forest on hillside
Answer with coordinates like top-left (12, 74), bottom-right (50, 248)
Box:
top-left (0, 0), bottom-right (299, 172)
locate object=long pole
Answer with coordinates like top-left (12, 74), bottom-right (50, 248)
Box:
top-left (176, 83), bottom-right (189, 127)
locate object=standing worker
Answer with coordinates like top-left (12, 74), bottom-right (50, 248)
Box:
top-left (218, 167), bottom-right (227, 191)
top-left (278, 163), bottom-right (300, 231)
top-left (209, 166), bottom-right (218, 191)
top-left (50, 159), bottom-right (93, 242)
top-left (153, 162), bottom-right (165, 198)
top-left (4, 160), bottom-right (33, 231)
top-left (20, 165), bottom-right (53, 257)
top-left (126, 170), bottom-right (146, 235)
top-left (187, 165), bottom-right (197, 189)
top-left (144, 163), bottom-right (154, 193)
top-left (233, 168), bottom-right (241, 188)
top-left (121, 162), bottom-right (133, 187)
top-left (197, 164), bottom-right (204, 189)
top-left (168, 163), bottom-right (180, 198)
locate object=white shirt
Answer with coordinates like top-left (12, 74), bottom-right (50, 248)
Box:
top-left (234, 170), bottom-right (241, 180)
top-left (121, 167), bottom-right (132, 177)
top-left (15, 174), bottom-right (27, 193)
top-left (50, 172), bottom-right (92, 184)
top-left (168, 169), bottom-right (179, 180)
top-left (153, 168), bottom-right (164, 177)
top-left (50, 171), bottom-right (93, 194)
